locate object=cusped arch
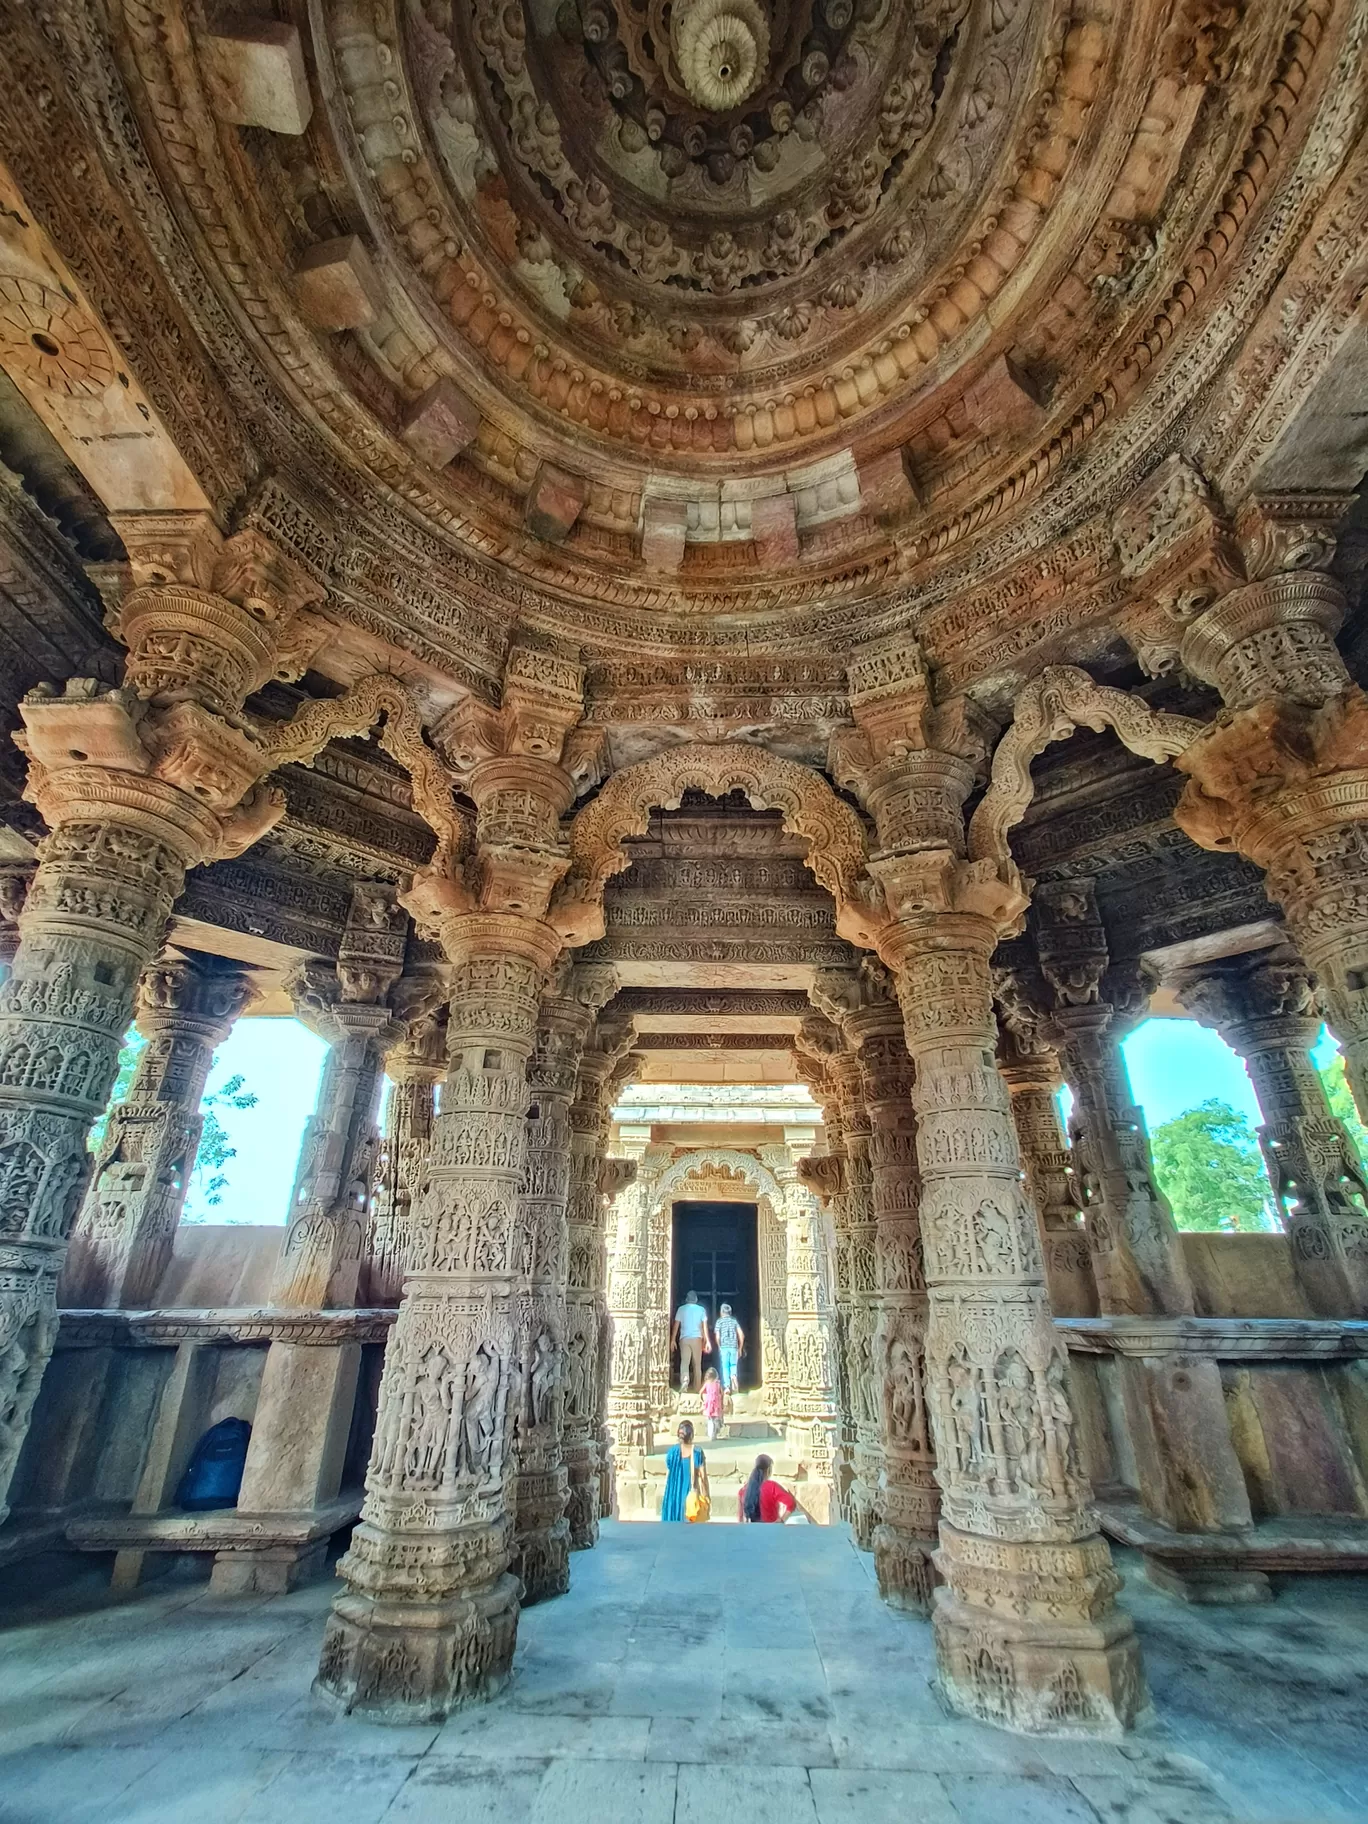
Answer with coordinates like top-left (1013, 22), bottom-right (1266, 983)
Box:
top-left (967, 667), bottom-right (1207, 868)
top-left (652, 1149), bottom-right (785, 1213)
top-left (552, 742), bottom-right (875, 944)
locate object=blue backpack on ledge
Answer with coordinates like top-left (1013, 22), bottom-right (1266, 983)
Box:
top-left (176, 1417), bottom-right (251, 1511)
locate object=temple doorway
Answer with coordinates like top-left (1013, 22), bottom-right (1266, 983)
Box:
top-left (670, 1199), bottom-right (760, 1390)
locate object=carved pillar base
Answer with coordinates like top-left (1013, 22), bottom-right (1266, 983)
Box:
top-left (318, 1567), bottom-right (521, 1721)
top-left (873, 1524), bottom-right (937, 1613)
top-left (933, 1528), bottom-right (1149, 1735)
top-left (511, 1467), bottom-right (571, 1607)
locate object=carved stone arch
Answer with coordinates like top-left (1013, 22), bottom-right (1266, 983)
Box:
top-left (552, 743), bottom-right (877, 945)
top-left (257, 673), bottom-right (474, 883)
top-left (967, 666), bottom-right (1208, 868)
top-left (652, 1148), bottom-right (785, 1212)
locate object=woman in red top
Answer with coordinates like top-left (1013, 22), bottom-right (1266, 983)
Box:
top-left (738, 1454), bottom-right (798, 1523)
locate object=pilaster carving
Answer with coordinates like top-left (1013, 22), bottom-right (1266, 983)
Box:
top-left (837, 634), bottom-right (1146, 1735)
top-left (63, 948), bottom-right (255, 1308)
top-left (1175, 946), bottom-right (1368, 1316)
top-left (1031, 882), bottom-right (1195, 1319)
top-left (0, 518), bottom-right (327, 1522)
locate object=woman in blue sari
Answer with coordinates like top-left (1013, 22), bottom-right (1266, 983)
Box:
top-left (660, 1419), bottom-right (709, 1522)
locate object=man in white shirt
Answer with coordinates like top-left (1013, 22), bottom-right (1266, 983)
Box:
top-left (672, 1290), bottom-right (710, 1393)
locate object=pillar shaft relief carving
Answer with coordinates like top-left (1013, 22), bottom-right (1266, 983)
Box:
top-left (792, 1024), bottom-right (854, 1515)
top-left (813, 963), bottom-right (937, 1609)
top-left (1031, 884), bottom-right (1194, 1319)
top-left (366, 987), bottom-right (448, 1306)
top-left (272, 886), bottom-right (410, 1309)
top-left (1177, 947), bottom-right (1368, 1314)
top-left (564, 1009), bottom-right (634, 1549)
top-left (0, 514), bottom-right (326, 1523)
top-left (765, 1141), bottom-right (840, 1517)
top-left (835, 636), bottom-right (1145, 1734)
top-left (836, 1055), bottom-right (878, 1546)
top-left (994, 1025), bottom-right (1096, 1320)
top-left (64, 948), bottom-right (255, 1309)
top-left (511, 965), bottom-right (619, 1604)
top-left (318, 642), bottom-right (587, 1720)
top-left (605, 1139), bottom-right (666, 1504)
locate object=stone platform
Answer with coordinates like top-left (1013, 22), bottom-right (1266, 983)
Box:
top-left (2, 1522), bottom-right (1367, 1822)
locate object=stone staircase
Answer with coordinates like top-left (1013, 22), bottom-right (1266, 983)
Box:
top-left (639, 1390), bottom-right (801, 1522)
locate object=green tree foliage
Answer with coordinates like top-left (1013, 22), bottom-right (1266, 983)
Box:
top-left (1316, 1049), bottom-right (1368, 1174)
top-left (186, 1073), bottom-right (259, 1212)
top-left (1149, 1098), bottom-right (1273, 1232)
top-left (87, 1028), bottom-right (146, 1154)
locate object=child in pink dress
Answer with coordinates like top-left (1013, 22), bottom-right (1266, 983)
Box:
top-left (701, 1367), bottom-right (725, 1441)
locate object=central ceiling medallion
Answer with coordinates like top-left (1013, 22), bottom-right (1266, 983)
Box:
top-left (672, 0), bottom-right (772, 111)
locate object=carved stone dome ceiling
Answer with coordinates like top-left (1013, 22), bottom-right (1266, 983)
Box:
top-left (7, 0), bottom-right (1361, 666)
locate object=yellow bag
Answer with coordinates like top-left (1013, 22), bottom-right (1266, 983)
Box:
top-left (685, 1488), bottom-right (710, 1523)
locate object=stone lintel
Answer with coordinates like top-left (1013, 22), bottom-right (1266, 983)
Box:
top-left (66, 1492), bottom-right (361, 1554)
top-left (56, 1307), bottom-right (397, 1349)
top-left (294, 236), bottom-right (385, 331)
top-left (201, 24), bottom-right (313, 135)
top-left (400, 378), bottom-right (480, 469)
top-left (1058, 1315), bottom-right (1368, 1359)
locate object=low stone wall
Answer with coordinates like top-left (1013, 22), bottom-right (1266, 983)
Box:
top-left (1181, 1232), bottom-right (1310, 1319)
top-left (153, 1225), bottom-right (285, 1308)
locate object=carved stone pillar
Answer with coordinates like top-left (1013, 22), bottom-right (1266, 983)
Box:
top-left (63, 948), bottom-right (255, 1308)
top-left (0, 513), bottom-right (324, 1523)
top-left (1117, 484), bottom-right (1368, 1125)
top-left (1032, 884), bottom-right (1195, 1318)
top-left (564, 1007), bottom-right (634, 1549)
top-left (767, 1140), bottom-right (840, 1522)
top-left (814, 962), bottom-right (938, 1609)
top-left (833, 638), bottom-right (1145, 1733)
top-left (1176, 946), bottom-right (1368, 1314)
top-left (593, 1155), bottom-right (638, 1522)
top-left (510, 964), bottom-right (619, 1604)
top-left (997, 1038), bottom-right (1096, 1320)
top-left (317, 643), bottom-right (586, 1719)
top-left (365, 989), bottom-right (447, 1306)
top-left (793, 1020), bottom-right (856, 1518)
top-left (605, 1131), bottom-right (660, 1515)
top-left (818, 1042), bottom-right (880, 1548)
top-left (272, 885), bottom-right (409, 1310)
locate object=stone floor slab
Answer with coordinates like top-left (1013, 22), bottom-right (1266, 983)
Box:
top-left (1, 1524), bottom-right (1366, 1824)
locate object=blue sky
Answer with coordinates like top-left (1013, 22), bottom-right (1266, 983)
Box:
top-left (1122, 1016), bottom-right (1341, 1130)
top-left (182, 1016), bottom-right (329, 1226)
top-left (179, 1013), bottom-right (1349, 1225)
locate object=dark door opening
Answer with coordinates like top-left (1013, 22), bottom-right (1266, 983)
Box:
top-left (670, 1201), bottom-right (760, 1391)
